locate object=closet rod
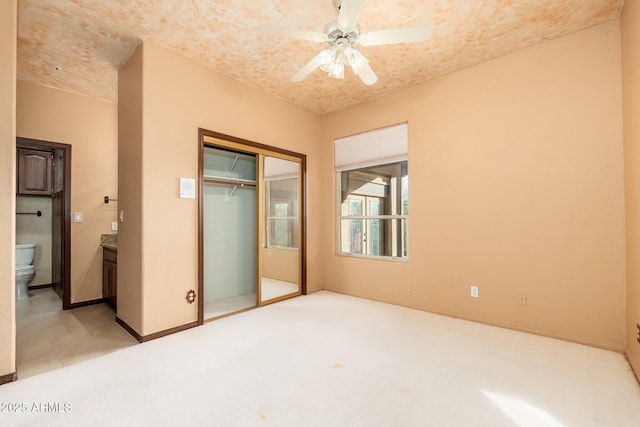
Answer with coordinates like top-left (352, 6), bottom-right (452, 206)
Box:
top-left (204, 178), bottom-right (256, 188)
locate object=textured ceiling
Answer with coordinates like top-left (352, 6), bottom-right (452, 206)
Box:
top-left (17, 0), bottom-right (624, 114)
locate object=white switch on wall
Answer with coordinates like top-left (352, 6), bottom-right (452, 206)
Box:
top-left (73, 212), bottom-right (83, 223)
top-left (471, 285), bottom-right (479, 298)
top-left (111, 222), bottom-right (118, 231)
top-left (180, 177), bottom-right (196, 199)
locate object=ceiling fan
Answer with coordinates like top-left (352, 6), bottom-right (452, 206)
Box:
top-left (258, 0), bottom-right (432, 85)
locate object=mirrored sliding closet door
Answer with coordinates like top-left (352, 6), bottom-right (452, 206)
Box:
top-left (260, 156), bottom-right (301, 303)
top-left (199, 131), bottom-right (305, 323)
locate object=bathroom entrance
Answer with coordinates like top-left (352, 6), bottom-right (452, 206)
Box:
top-left (198, 130), bottom-right (306, 322)
top-left (15, 137), bottom-right (71, 308)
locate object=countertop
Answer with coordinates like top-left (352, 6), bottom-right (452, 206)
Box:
top-left (100, 233), bottom-right (117, 251)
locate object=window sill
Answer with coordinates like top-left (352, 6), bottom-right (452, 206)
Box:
top-left (336, 252), bottom-right (409, 263)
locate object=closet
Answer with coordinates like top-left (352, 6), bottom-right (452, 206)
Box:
top-left (198, 130), bottom-right (305, 322)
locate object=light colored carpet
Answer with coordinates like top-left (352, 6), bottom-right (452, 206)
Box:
top-left (1, 291), bottom-right (640, 426)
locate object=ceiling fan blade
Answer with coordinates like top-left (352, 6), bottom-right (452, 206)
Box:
top-left (258, 24), bottom-right (326, 42)
top-left (356, 62), bottom-right (378, 85)
top-left (337, 0), bottom-right (364, 32)
top-left (291, 53), bottom-right (326, 82)
top-left (359, 26), bottom-right (432, 46)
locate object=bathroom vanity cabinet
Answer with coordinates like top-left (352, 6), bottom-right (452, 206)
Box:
top-left (102, 248), bottom-right (117, 307)
top-left (17, 148), bottom-right (53, 196)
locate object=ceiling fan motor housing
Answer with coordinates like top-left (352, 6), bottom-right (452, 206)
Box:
top-left (324, 20), bottom-right (359, 47)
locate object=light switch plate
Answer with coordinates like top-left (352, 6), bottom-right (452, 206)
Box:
top-left (180, 177), bottom-right (196, 199)
top-left (73, 212), bottom-right (83, 223)
top-left (111, 222), bottom-right (118, 231)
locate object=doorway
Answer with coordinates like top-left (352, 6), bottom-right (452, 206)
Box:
top-left (16, 137), bottom-right (71, 309)
top-left (198, 130), bottom-right (306, 323)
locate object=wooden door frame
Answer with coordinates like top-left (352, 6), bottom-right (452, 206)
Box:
top-left (197, 129), bottom-right (307, 325)
top-left (16, 137), bottom-right (72, 310)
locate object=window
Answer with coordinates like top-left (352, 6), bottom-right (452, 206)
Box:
top-left (266, 179), bottom-right (298, 248)
top-left (264, 156), bottom-right (299, 249)
top-left (335, 123), bottom-right (408, 260)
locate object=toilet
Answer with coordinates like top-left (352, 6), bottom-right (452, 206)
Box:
top-left (15, 244), bottom-right (36, 301)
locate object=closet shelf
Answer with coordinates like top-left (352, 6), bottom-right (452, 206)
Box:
top-left (203, 175), bottom-right (256, 185)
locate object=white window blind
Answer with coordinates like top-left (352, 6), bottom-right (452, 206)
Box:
top-left (334, 123), bottom-right (408, 172)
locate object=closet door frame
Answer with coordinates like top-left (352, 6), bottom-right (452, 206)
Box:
top-left (197, 129), bottom-right (307, 325)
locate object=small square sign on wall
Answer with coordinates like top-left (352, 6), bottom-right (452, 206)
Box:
top-left (179, 177), bottom-right (196, 199)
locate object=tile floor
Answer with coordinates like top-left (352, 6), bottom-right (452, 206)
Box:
top-left (15, 287), bottom-right (138, 379)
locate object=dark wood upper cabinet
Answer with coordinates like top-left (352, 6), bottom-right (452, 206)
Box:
top-left (17, 148), bottom-right (52, 196)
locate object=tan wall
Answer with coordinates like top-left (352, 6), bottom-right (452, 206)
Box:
top-left (119, 41), bottom-right (322, 336)
top-left (117, 43), bottom-right (144, 333)
top-left (16, 196), bottom-right (52, 285)
top-left (321, 21), bottom-right (626, 351)
top-left (622, 3), bottom-right (640, 376)
top-left (16, 80), bottom-right (118, 303)
top-left (0, 0), bottom-right (17, 379)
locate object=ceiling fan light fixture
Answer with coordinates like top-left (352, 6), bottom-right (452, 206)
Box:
top-left (344, 46), bottom-right (368, 75)
top-left (317, 49), bottom-right (334, 72)
top-left (328, 61), bottom-right (345, 79)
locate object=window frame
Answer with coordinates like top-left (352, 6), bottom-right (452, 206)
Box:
top-left (265, 179), bottom-right (299, 250)
top-left (335, 161), bottom-right (409, 262)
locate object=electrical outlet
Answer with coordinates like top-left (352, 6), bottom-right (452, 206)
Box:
top-left (471, 285), bottom-right (479, 298)
top-left (111, 221), bottom-right (118, 231)
top-left (518, 293), bottom-right (527, 306)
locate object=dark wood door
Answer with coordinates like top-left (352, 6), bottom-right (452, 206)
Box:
top-left (102, 259), bottom-right (110, 300)
top-left (51, 148), bottom-right (65, 299)
top-left (52, 190), bottom-right (64, 299)
top-left (53, 148), bottom-right (64, 193)
top-left (102, 249), bottom-right (117, 306)
top-left (110, 261), bottom-right (117, 306)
